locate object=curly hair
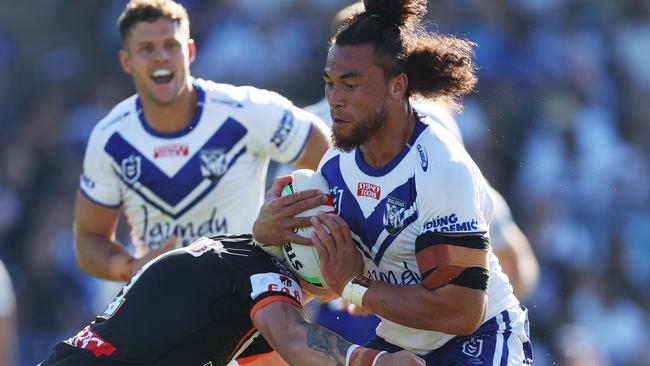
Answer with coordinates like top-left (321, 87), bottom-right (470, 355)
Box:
top-left (118, 0), bottom-right (190, 46)
top-left (333, 0), bottom-right (477, 109)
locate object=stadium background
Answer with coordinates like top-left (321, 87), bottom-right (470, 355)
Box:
top-left (0, 0), bottom-right (649, 365)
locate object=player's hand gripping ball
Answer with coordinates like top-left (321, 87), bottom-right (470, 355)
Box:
top-left (281, 169), bottom-right (335, 289)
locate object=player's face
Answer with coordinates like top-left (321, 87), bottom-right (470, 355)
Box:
top-left (119, 18), bottom-right (195, 106)
top-left (323, 44), bottom-right (390, 152)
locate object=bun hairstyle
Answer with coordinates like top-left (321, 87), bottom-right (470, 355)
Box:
top-left (334, 0), bottom-right (477, 109)
top-left (362, 0), bottom-right (427, 28)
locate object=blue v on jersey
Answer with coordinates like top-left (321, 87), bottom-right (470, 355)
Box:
top-left (79, 78), bottom-right (315, 253)
top-left (318, 113), bottom-right (521, 354)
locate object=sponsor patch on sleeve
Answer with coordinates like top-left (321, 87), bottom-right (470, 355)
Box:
top-left (66, 326), bottom-right (116, 357)
top-left (249, 272), bottom-right (302, 304)
top-left (184, 237), bottom-right (222, 257)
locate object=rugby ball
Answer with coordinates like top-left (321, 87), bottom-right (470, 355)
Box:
top-left (281, 169), bottom-right (335, 289)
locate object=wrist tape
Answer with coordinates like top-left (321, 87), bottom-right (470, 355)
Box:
top-left (346, 345), bottom-right (388, 366)
top-left (341, 275), bottom-right (372, 308)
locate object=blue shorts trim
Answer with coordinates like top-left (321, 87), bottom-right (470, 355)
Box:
top-left (366, 305), bottom-right (533, 366)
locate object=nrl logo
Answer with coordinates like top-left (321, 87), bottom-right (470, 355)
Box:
top-left (121, 155), bottom-right (141, 184)
top-left (461, 338), bottom-right (483, 357)
top-left (200, 148), bottom-right (228, 181)
top-left (383, 196), bottom-right (407, 235)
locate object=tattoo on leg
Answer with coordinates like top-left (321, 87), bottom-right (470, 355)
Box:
top-left (297, 319), bottom-right (351, 366)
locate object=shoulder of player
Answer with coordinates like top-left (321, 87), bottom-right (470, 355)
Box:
top-left (317, 146), bottom-right (343, 171)
top-left (200, 79), bottom-right (292, 112)
top-left (87, 94), bottom-right (139, 142)
top-left (411, 132), bottom-right (477, 185)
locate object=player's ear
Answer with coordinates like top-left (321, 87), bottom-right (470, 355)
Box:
top-left (118, 49), bottom-right (132, 74)
top-left (188, 39), bottom-right (196, 65)
top-left (389, 72), bottom-right (408, 101)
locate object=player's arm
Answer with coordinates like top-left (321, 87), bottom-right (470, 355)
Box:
top-left (311, 213), bottom-right (488, 335)
top-left (0, 311), bottom-right (16, 366)
top-left (253, 301), bottom-right (424, 366)
top-left (73, 192), bottom-right (174, 281)
top-left (488, 187), bottom-right (539, 301)
top-left (290, 115), bottom-right (331, 170)
top-left (354, 278), bottom-right (486, 335)
top-left (493, 222), bottom-right (538, 301)
top-left (0, 262), bottom-right (16, 366)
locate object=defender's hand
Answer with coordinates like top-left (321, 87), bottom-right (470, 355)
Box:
top-left (115, 235), bottom-right (176, 281)
top-left (311, 213), bottom-right (365, 295)
top-left (253, 176), bottom-right (329, 246)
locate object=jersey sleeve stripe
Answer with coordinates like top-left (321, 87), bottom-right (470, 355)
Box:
top-left (416, 245), bottom-right (489, 274)
top-left (415, 232), bottom-right (489, 252)
top-left (249, 294), bottom-right (301, 321)
top-left (237, 351), bottom-right (273, 364)
top-left (228, 327), bottom-right (258, 362)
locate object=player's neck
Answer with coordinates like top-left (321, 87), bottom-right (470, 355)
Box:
top-left (140, 85), bottom-right (197, 133)
top-left (359, 105), bottom-right (415, 169)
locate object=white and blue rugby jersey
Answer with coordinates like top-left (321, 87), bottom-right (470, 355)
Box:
top-left (318, 113), bottom-right (519, 354)
top-left (80, 78), bottom-right (314, 254)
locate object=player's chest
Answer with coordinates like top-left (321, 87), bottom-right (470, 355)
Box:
top-left (108, 118), bottom-right (253, 184)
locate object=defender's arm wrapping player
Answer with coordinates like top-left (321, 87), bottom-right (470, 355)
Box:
top-left (73, 0), bottom-right (330, 283)
top-left (39, 235), bottom-right (423, 366)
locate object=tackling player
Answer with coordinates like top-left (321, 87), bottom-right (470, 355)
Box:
top-left (39, 235), bottom-right (423, 366)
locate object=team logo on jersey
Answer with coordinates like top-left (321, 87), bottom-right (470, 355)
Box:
top-left (80, 174), bottom-right (95, 190)
top-left (383, 196), bottom-right (407, 235)
top-left (461, 338), bottom-right (483, 357)
top-left (200, 148), bottom-right (228, 181)
top-left (330, 186), bottom-right (344, 214)
top-left (184, 237), bottom-right (221, 257)
top-left (270, 257), bottom-right (292, 276)
top-left (121, 155), bottom-right (141, 184)
top-left (154, 144), bottom-right (189, 158)
top-left (67, 325), bottom-right (117, 357)
top-left (416, 144), bottom-right (428, 172)
top-left (357, 182), bottom-right (381, 200)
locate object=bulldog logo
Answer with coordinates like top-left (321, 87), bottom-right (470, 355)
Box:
top-left (200, 149), bottom-right (228, 181)
top-left (383, 196), bottom-right (407, 235)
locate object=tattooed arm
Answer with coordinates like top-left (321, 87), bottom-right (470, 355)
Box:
top-left (253, 301), bottom-right (424, 366)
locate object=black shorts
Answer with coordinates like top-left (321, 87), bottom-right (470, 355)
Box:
top-left (40, 234), bottom-right (302, 366)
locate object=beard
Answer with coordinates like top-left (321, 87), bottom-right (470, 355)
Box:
top-left (332, 106), bottom-right (387, 152)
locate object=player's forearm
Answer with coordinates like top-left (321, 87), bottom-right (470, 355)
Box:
top-left (292, 120), bottom-right (331, 170)
top-left (281, 319), bottom-right (351, 365)
top-left (74, 234), bottom-right (133, 281)
top-left (361, 281), bottom-right (486, 335)
top-left (0, 315), bottom-right (17, 366)
top-left (283, 320), bottom-right (391, 366)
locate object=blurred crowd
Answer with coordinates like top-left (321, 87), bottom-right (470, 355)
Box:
top-left (0, 0), bottom-right (649, 365)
